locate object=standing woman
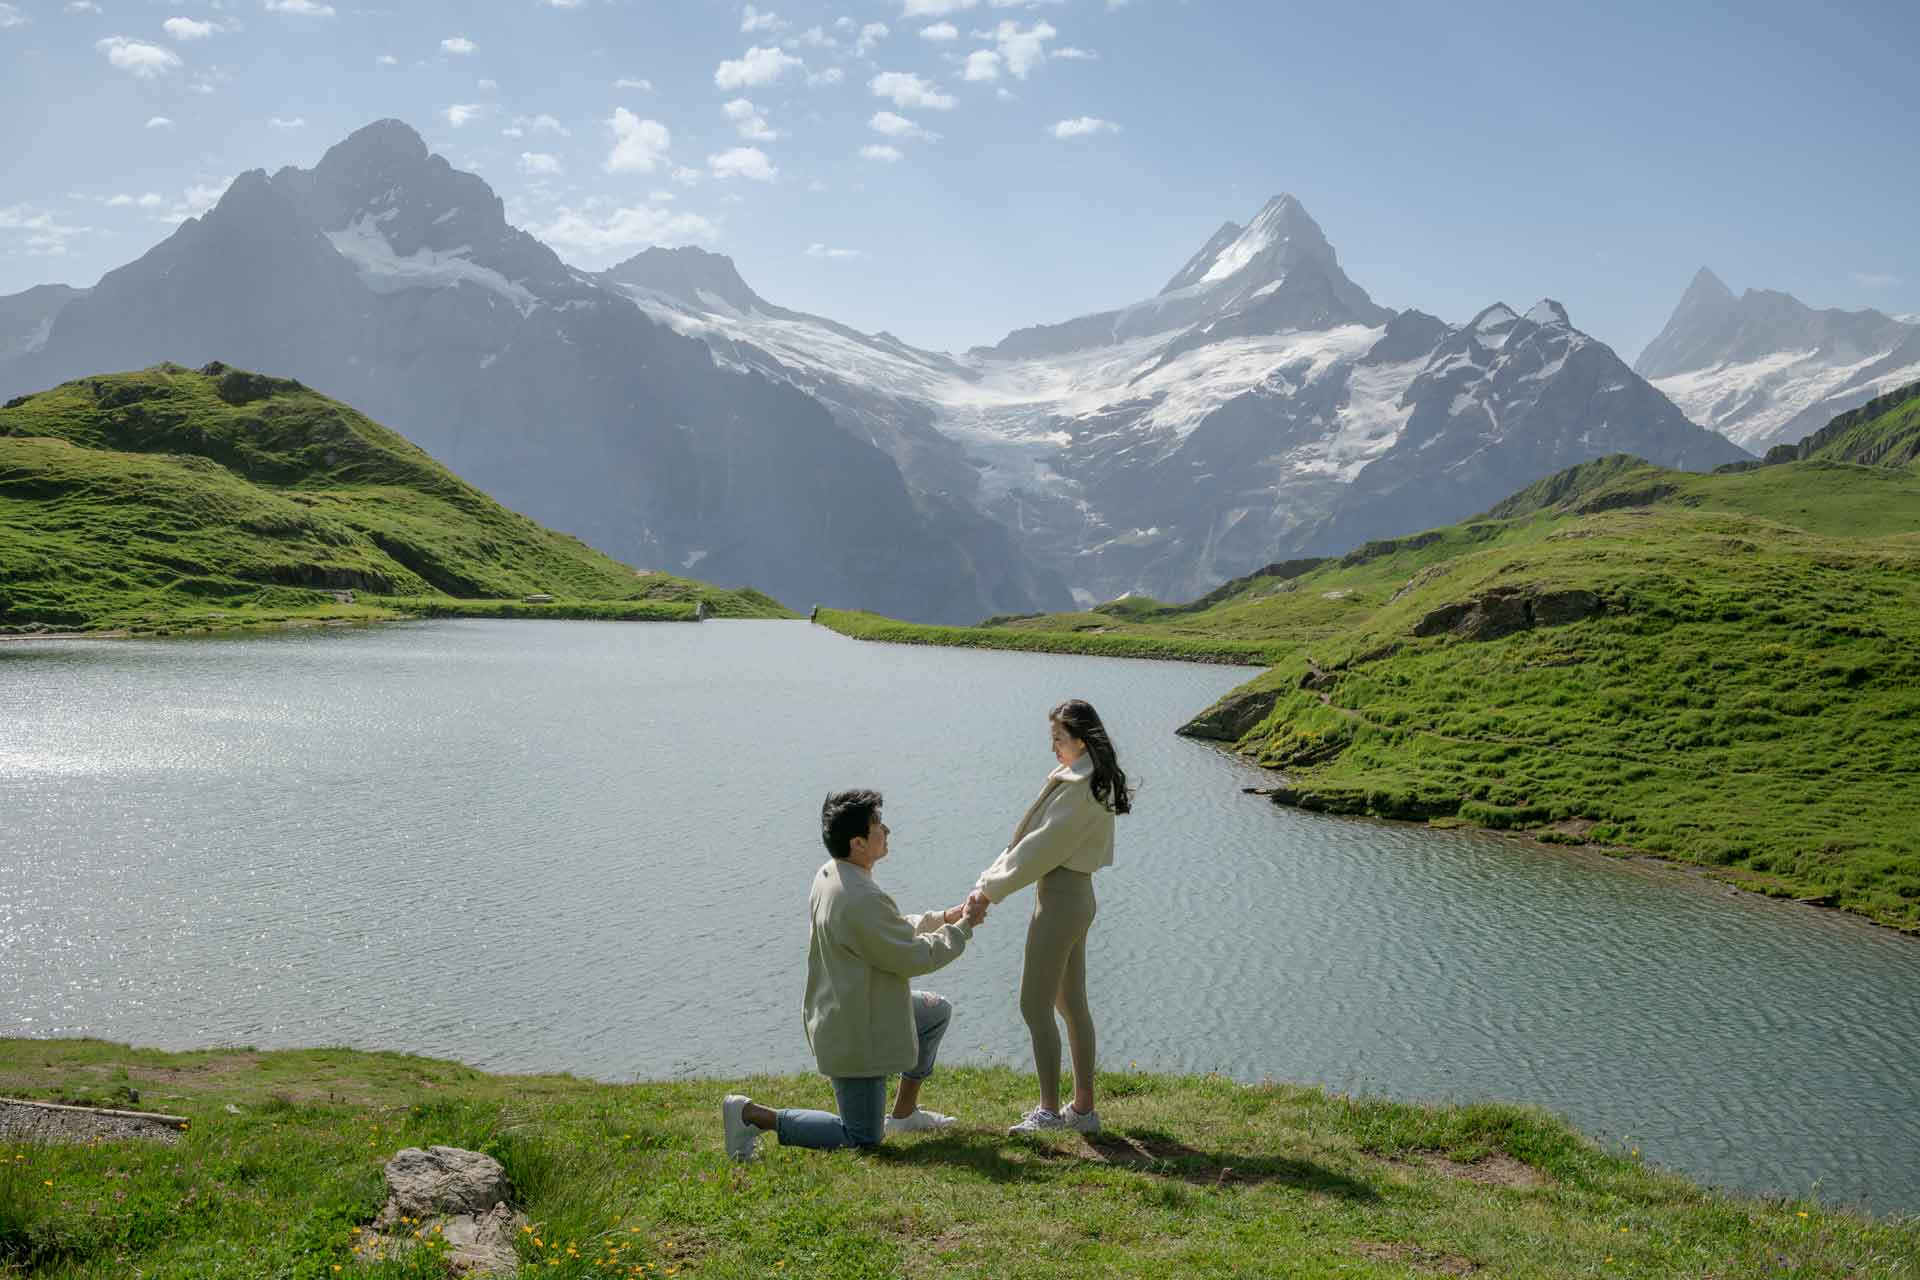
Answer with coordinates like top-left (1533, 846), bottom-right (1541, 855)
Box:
top-left (968, 699), bottom-right (1131, 1134)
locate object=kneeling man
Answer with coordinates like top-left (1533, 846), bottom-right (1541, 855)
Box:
top-left (723, 788), bottom-right (986, 1158)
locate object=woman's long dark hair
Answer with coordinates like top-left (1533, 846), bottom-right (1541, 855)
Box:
top-left (1051, 698), bottom-right (1131, 815)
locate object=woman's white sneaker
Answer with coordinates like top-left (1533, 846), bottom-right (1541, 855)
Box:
top-left (721, 1094), bottom-right (760, 1160)
top-left (1008, 1106), bottom-right (1066, 1134)
top-left (1061, 1104), bottom-right (1101, 1134)
top-left (885, 1108), bottom-right (956, 1135)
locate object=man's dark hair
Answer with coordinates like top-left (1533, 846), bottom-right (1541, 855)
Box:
top-left (821, 789), bottom-right (883, 859)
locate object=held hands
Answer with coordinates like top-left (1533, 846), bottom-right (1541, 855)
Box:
top-left (964, 888), bottom-right (990, 927)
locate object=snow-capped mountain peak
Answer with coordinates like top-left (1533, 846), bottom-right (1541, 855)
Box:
top-left (601, 246), bottom-right (770, 317)
top-left (1524, 299), bottom-right (1571, 328)
top-left (1637, 269), bottom-right (1920, 451)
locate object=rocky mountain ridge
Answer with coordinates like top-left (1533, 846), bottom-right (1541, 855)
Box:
top-left (0, 120), bottom-right (1064, 623)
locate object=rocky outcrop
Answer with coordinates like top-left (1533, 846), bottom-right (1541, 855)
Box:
top-left (1176, 683), bottom-right (1282, 741)
top-left (362, 1145), bottom-right (527, 1275)
top-left (1412, 586), bottom-right (1603, 641)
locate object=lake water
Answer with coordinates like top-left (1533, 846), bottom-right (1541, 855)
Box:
top-left (3, 620), bottom-right (1917, 1213)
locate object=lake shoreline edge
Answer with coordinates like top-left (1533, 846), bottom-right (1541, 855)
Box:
top-left (813, 609), bottom-right (1920, 940)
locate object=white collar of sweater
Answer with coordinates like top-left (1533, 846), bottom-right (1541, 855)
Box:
top-left (1048, 754), bottom-right (1095, 783)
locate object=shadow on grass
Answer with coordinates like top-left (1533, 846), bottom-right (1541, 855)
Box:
top-left (872, 1126), bottom-right (1378, 1200)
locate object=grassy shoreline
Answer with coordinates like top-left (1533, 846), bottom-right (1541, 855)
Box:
top-left (3, 1039), bottom-right (1913, 1278)
top-left (812, 609), bottom-right (1278, 665)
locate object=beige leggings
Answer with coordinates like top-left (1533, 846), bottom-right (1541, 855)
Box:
top-left (1020, 868), bottom-right (1098, 1108)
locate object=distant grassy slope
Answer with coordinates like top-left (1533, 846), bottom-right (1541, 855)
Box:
top-left (0, 363), bottom-right (791, 631)
top-left (817, 388), bottom-right (1920, 931)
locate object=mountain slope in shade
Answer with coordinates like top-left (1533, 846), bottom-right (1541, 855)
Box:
top-left (0, 284), bottom-right (86, 361)
top-left (0, 120), bottom-right (1063, 624)
top-left (1636, 268), bottom-right (1920, 453)
top-left (631, 202), bottom-right (1745, 605)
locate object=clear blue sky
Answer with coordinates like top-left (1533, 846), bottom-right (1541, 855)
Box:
top-left (3, 0), bottom-right (1916, 359)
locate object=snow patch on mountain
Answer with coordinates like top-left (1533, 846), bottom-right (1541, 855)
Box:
top-left (326, 216), bottom-right (540, 315)
top-left (1655, 348), bottom-right (1920, 451)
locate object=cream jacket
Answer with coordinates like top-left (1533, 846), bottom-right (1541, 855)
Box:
top-left (974, 754), bottom-right (1115, 904)
top-left (801, 858), bottom-right (973, 1078)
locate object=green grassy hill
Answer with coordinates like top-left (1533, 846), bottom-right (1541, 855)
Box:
top-left (819, 387), bottom-right (1920, 931)
top-left (0, 363), bottom-right (791, 632)
top-left (4, 1040), bottom-right (1913, 1278)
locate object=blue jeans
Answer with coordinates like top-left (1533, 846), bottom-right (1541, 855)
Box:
top-left (776, 990), bottom-right (952, 1150)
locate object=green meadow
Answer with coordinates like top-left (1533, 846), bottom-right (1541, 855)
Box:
top-left (4, 1040), bottom-right (1914, 1279)
top-left (0, 364), bottom-right (791, 635)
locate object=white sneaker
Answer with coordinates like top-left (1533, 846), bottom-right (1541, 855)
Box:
top-left (1062, 1104), bottom-right (1101, 1135)
top-left (1008, 1106), bottom-right (1066, 1134)
top-left (885, 1108), bottom-right (956, 1135)
top-left (722, 1094), bottom-right (760, 1161)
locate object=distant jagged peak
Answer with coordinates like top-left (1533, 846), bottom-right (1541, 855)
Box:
top-left (1684, 265), bottom-right (1734, 306)
top-left (1159, 219), bottom-right (1245, 295)
top-left (318, 117), bottom-right (432, 172)
top-left (600, 244), bottom-right (769, 316)
top-left (1160, 193), bottom-right (1337, 299)
top-left (1470, 302), bottom-right (1521, 335)
top-left (1524, 299), bottom-right (1571, 328)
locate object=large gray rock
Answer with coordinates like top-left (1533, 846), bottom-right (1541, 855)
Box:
top-left (367, 1145), bottom-right (526, 1275)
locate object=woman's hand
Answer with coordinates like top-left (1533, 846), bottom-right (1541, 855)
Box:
top-left (964, 889), bottom-right (990, 926)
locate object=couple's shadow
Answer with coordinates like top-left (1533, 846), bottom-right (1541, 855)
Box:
top-left (872, 1125), bottom-right (1378, 1199)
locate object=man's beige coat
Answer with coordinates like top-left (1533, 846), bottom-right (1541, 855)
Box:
top-left (802, 859), bottom-right (973, 1078)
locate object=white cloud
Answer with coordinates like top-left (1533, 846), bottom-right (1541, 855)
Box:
top-left (805, 66), bottom-right (844, 87)
top-left (714, 44), bottom-right (802, 90)
top-left (708, 146), bottom-right (777, 182)
top-left (0, 205), bottom-right (92, 255)
top-left (990, 19), bottom-right (1055, 77)
top-left (613, 77), bottom-right (654, 91)
top-left (604, 108), bottom-right (670, 173)
top-left (648, 189), bottom-right (676, 202)
top-left (920, 21), bottom-right (958, 40)
top-left (263, 0), bottom-right (335, 15)
top-left (962, 49), bottom-right (999, 80)
top-left (806, 243), bottom-right (862, 259)
top-left (541, 0), bottom-right (586, 7)
top-left (163, 17), bottom-right (217, 40)
top-left (869, 71), bottom-right (956, 109)
top-left (869, 110), bottom-right (938, 141)
top-left (145, 115), bottom-right (174, 129)
top-left (902, 0), bottom-right (976, 14)
top-left (796, 25), bottom-right (837, 48)
top-left (501, 127), bottom-right (524, 138)
top-left (722, 98), bottom-right (779, 142)
top-left (269, 116), bottom-right (305, 129)
top-left (740, 4), bottom-right (787, 34)
top-left (376, 53), bottom-right (398, 65)
top-left (1050, 115), bottom-right (1118, 138)
top-left (807, 178), bottom-right (828, 192)
top-left (514, 113), bottom-right (570, 136)
top-left (671, 165), bottom-right (703, 187)
top-left (153, 176), bottom-right (233, 224)
top-left (478, 78), bottom-right (499, 92)
top-left (65, 2), bottom-right (102, 14)
top-left (0, 2), bottom-right (29, 27)
top-left (531, 204), bottom-right (719, 263)
top-left (519, 152), bottom-right (564, 176)
top-left (1052, 46), bottom-right (1097, 60)
top-left (105, 193), bottom-right (165, 208)
top-left (854, 21), bottom-right (888, 54)
top-left (995, 86), bottom-right (1016, 100)
top-left (443, 103), bottom-right (483, 127)
top-left (96, 37), bottom-right (183, 77)
top-left (441, 35), bottom-right (476, 55)
top-left (860, 144), bottom-right (902, 163)
top-left (1852, 272), bottom-right (1901, 290)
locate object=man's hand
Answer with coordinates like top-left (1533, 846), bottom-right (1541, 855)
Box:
top-left (964, 889), bottom-right (990, 926)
